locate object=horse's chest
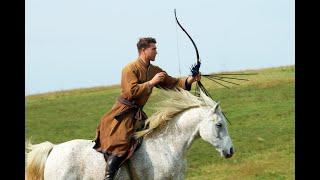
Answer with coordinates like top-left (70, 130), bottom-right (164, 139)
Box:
top-left (150, 151), bottom-right (184, 176)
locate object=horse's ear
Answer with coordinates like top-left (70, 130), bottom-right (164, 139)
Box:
top-left (214, 101), bottom-right (220, 112)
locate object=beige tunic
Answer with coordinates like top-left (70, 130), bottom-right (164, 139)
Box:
top-left (93, 58), bottom-right (191, 156)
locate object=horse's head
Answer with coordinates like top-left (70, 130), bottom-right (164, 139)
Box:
top-left (198, 90), bottom-right (234, 158)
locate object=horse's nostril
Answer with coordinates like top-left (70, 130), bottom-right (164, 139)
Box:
top-left (230, 147), bottom-right (234, 154)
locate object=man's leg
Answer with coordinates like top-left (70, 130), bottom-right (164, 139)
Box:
top-left (104, 153), bottom-right (126, 180)
top-left (102, 115), bottom-right (135, 179)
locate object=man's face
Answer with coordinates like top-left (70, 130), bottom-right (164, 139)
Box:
top-left (143, 43), bottom-right (157, 61)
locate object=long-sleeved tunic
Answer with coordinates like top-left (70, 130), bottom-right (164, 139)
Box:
top-left (93, 58), bottom-right (191, 156)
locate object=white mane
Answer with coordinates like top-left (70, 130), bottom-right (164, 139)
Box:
top-left (134, 88), bottom-right (216, 138)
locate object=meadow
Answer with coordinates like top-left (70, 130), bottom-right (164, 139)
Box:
top-left (26, 65), bottom-right (294, 179)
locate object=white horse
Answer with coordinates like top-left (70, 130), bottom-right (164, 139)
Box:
top-left (26, 89), bottom-right (234, 180)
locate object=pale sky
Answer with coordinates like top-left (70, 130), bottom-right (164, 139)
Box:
top-left (25, 0), bottom-right (295, 95)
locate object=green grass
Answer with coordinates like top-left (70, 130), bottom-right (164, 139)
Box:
top-left (26, 65), bottom-right (295, 179)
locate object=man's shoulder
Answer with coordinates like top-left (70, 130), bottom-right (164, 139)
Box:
top-left (150, 63), bottom-right (163, 72)
top-left (123, 59), bottom-right (139, 70)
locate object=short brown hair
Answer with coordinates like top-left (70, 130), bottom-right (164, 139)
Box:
top-left (137, 37), bottom-right (157, 53)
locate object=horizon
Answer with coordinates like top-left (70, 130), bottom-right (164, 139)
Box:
top-left (25, 64), bottom-right (294, 96)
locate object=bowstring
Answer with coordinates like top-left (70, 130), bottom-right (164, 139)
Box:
top-left (175, 18), bottom-right (182, 77)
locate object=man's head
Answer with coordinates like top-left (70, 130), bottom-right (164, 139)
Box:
top-left (137, 37), bottom-right (157, 61)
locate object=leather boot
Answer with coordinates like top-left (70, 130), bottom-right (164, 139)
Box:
top-left (104, 154), bottom-right (125, 180)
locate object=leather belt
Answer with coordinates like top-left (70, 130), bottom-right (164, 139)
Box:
top-left (115, 97), bottom-right (147, 121)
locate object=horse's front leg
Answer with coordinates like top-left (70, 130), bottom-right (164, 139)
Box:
top-left (172, 159), bottom-right (186, 180)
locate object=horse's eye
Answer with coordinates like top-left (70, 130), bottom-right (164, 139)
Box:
top-left (216, 123), bottom-right (222, 128)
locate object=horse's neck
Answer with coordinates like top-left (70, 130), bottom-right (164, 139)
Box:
top-left (144, 107), bottom-right (204, 158)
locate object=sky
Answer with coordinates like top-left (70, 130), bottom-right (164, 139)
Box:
top-left (25, 0), bottom-right (294, 95)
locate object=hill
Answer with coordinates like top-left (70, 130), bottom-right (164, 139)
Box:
top-left (26, 65), bottom-right (295, 179)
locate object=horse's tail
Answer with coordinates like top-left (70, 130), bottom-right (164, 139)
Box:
top-left (25, 139), bottom-right (54, 180)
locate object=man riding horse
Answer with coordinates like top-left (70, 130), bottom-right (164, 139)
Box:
top-left (93, 37), bottom-right (201, 180)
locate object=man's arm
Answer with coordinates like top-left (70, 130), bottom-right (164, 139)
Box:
top-left (121, 65), bottom-right (152, 99)
top-left (152, 66), bottom-right (200, 91)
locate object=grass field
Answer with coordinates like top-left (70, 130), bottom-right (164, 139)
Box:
top-left (26, 65), bottom-right (295, 179)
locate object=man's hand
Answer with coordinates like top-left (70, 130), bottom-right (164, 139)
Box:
top-left (149, 72), bottom-right (167, 87)
top-left (187, 72), bottom-right (201, 85)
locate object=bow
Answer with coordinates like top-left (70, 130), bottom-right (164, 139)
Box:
top-left (174, 9), bottom-right (212, 99)
top-left (174, 9), bottom-right (256, 125)
top-left (173, 9), bottom-right (255, 93)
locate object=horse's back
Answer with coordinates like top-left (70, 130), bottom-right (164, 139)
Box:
top-left (44, 139), bottom-right (106, 180)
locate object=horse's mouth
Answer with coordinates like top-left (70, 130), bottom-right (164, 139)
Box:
top-left (224, 153), bottom-right (233, 158)
top-left (222, 147), bottom-right (234, 158)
